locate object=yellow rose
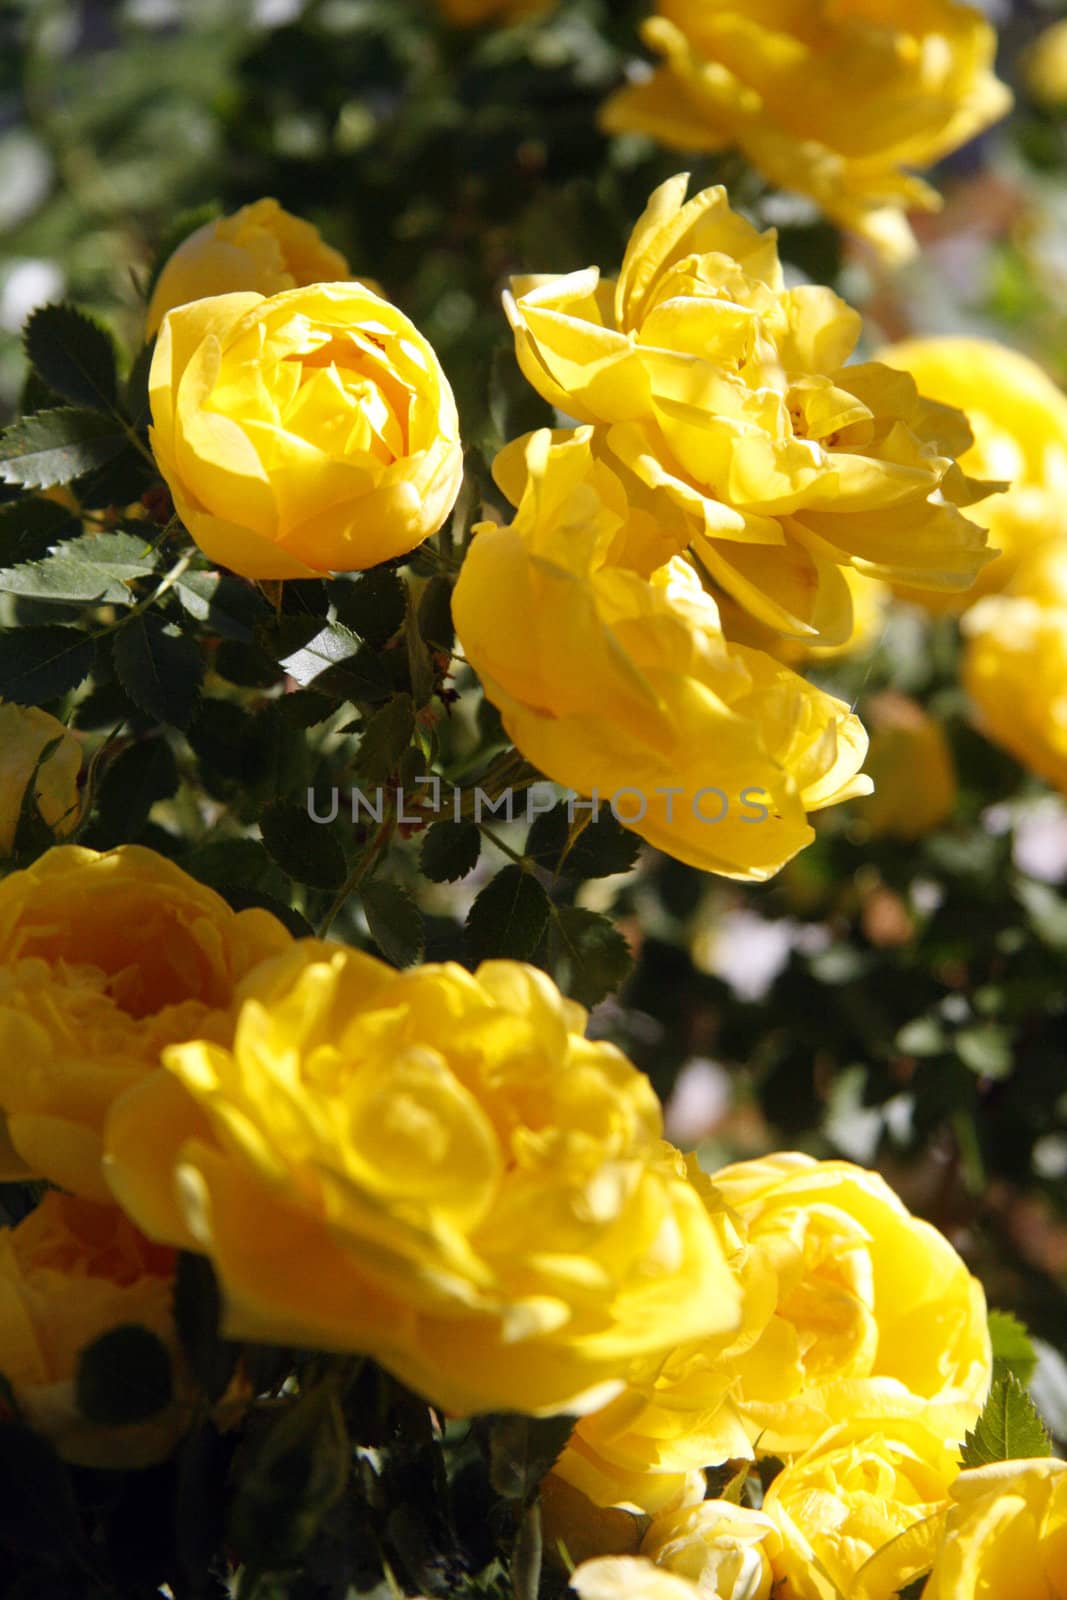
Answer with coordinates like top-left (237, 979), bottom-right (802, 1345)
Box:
top-left (0, 844), bottom-right (290, 1202)
top-left (145, 198), bottom-right (350, 338)
top-left (921, 1457), bottom-right (1067, 1600)
top-left (573, 1501), bottom-right (782, 1600)
top-left (560, 1154), bottom-right (990, 1513)
top-left (0, 703), bottom-right (82, 857)
top-left (435, 0), bottom-right (556, 24)
top-left (453, 429), bottom-right (871, 882)
top-left (0, 1191), bottom-right (183, 1467)
top-left (763, 1421), bottom-right (958, 1600)
top-left (962, 542), bottom-right (1067, 795)
top-left (1025, 19), bottom-right (1067, 109)
top-left (879, 338), bottom-right (1067, 608)
top-left (859, 693), bottom-right (957, 840)
top-left (149, 282), bottom-right (463, 578)
top-left (105, 942), bottom-right (742, 1417)
top-left (601, 5), bottom-right (1011, 262)
top-left (505, 177), bottom-right (995, 644)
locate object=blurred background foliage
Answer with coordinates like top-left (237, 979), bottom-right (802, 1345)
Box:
top-left (4, 0), bottom-right (1067, 1438)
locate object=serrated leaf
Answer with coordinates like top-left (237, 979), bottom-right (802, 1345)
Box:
top-left (175, 570), bottom-right (265, 642)
top-left (23, 303), bottom-right (118, 411)
top-left (361, 879), bottom-right (424, 967)
top-left (126, 336), bottom-right (156, 430)
top-left (358, 692), bottom-right (415, 782)
top-left (489, 1414), bottom-right (575, 1505)
top-left (275, 617), bottom-right (389, 700)
top-left (0, 533), bottom-right (157, 606)
top-left (420, 819), bottom-right (481, 882)
top-left (333, 567), bottom-right (407, 647)
top-left (466, 865), bottom-right (551, 963)
top-left (0, 408), bottom-right (127, 489)
top-left (565, 811), bottom-right (642, 879)
top-left (960, 1372), bottom-right (1052, 1467)
top-left (550, 905), bottom-right (633, 1009)
top-left (227, 1384), bottom-right (348, 1569)
top-left (0, 496), bottom-right (79, 565)
top-left (989, 1310), bottom-right (1038, 1388)
top-left (0, 624), bottom-right (93, 704)
top-left (260, 800), bottom-right (348, 890)
top-left (89, 738), bottom-right (179, 847)
top-left (113, 614), bottom-right (204, 729)
top-left (76, 1324), bottom-right (173, 1425)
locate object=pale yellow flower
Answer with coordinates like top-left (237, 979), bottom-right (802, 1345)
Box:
top-left (0, 703), bottom-right (81, 857)
top-left (453, 429), bottom-right (871, 881)
top-left (105, 942), bottom-right (743, 1417)
top-left (505, 177), bottom-right (995, 645)
top-left (149, 282), bottom-right (462, 578)
top-left (602, 4), bottom-right (1011, 261)
top-left (0, 845), bottom-right (290, 1202)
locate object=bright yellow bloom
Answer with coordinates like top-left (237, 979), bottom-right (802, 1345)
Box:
top-left (0, 845), bottom-right (290, 1203)
top-left (145, 198), bottom-right (350, 338)
top-left (0, 703), bottom-right (81, 857)
top-left (0, 1192), bottom-right (182, 1467)
top-left (962, 541), bottom-right (1067, 796)
top-left (149, 282), bottom-right (463, 578)
top-left (921, 1458), bottom-right (1067, 1600)
top-left (435, 0), bottom-right (556, 24)
top-left (880, 338), bottom-right (1067, 608)
top-left (573, 1502), bottom-right (782, 1600)
top-left (1025, 18), bottom-right (1067, 109)
top-left (763, 1420), bottom-right (958, 1600)
top-left (602, 4), bottom-right (1011, 262)
top-left (860, 692), bottom-right (957, 840)
top-left (105, 942), bottom-right (742, 1417)
top-left (505, 177), bottom-right (995, 644)
top-left (558, 1154), bottom-right (990, 1514)
top-left (453, 429), bottom-right (871, 881)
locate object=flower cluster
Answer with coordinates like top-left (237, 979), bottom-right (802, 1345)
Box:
top-left (601, 1), bottom-right (1011, 261)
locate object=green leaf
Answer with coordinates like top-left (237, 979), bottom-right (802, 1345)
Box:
top-left (260, 799), bottom-right (348, 890)
top-left (420, 819), bottom-right (481, 882)
top-left (23, 303), bottom-right (118, 411)
top-left (526, 803), bottom-right (640, 878)
top-left (113, 614), bottom-right (204, 729)
top-left (0, 533), bottom-right (157, 606)
top-left (333, 567), bottom-right (407, 647)
top-left (10, 733), bottom-right (72, 862)
top-left (488, 1414), bottom-right (575, 1505)
top-left (358, 692), bottom-right (415, 782)
top-left (89, 738), bottom-right (179, 847)
top-left (0, 408), bottom-right (127, 489)
top-left (895, 1016), bottom-right (946, 1058)
top-left (957, 1023), bottom-right (1013, 1080)
top-left (989, 1310), bottom-right (1039, 1388)
top-left (0, 624), bottom-right (93, 704)
top-left (0, 496), bottom-right (79, 565)
top-left (1016, 879), bottom-right (1067, 954)
top-left (227, 1383), bottom-right (349, 1569)
top-left (175, 570), bottom-right (265, 642)
top-left (418, 573), bottom-right (455, 652)
top-left (126, 335), bottom-right (156, 430)
top-left (466, 866), bottom-right (551, 963)
top-left (361, 879), bottom-right (425, 967)
top-left (405, 589), bottom-right (435, 707)
top-left (960, 1372), bottom-right (1052, 1467)
top-left (75, 1324), bottom-right (173, 1425)
top-left (896, 1579), bottom-right (928, 1600)
top-left (174, 1254), bottom-right (239, 1405)
top-left (275, 617), bottom-right (390, 701)
top-left (550, 905), bottom-right (633, 1009)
